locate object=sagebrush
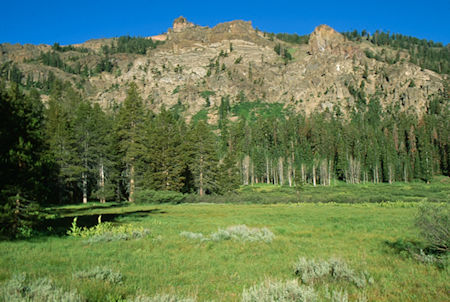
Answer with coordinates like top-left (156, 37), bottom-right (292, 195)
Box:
top-left (241, 279), bottom-right (316, 302)
top-left (293, 258), bottom-right (373, 288)
top-left (180, 225), bottom-right (274, 243)
top-left (73, 267), bottom-right (123, 284)
top-left (0, 274), bottom-right (83, 302)
top-left (131, 294), bottom-right (196, 302)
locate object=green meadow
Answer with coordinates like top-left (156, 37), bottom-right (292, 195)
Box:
top-left (0, 182), bottom-right (449, 301)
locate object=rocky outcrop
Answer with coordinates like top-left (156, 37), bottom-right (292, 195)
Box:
top-left (309, 25), bottom-right (344, 54)
top-left (164, 18), bottom-right (268, 48)
top-left (0, 20), bottom-right (445, 121)
top-left (172, 16), bottom-right (195, 33)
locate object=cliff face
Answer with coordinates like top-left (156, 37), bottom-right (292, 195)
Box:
top-left (0, 18), bottom-right (446, 122)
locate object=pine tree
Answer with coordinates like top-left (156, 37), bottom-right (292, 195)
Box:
top-left (72, 101), bottom-right (115, 203)
top-left (0, 83), bottom-right (50, 237)
top-left (143, 107), bottom-right (187, 191)
top-left (45, 84), bottom-right (81, 203)
top-left (189, 121), bottom-right (219, 195)
top-left (115, 83), bottom-right (145, 202)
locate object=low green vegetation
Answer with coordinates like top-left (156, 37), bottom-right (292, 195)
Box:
top-left (0, 199), bottom-right (448, 301)
top-left (188, 180), bottom-right (450, 204)
top-left (342, 30), bottom-right (449, 75)
top-left (101, 36), bottom-right (164, 55)
top-left (67, 217), bottom-right (150, 243)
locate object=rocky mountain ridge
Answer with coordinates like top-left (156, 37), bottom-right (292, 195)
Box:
top-left (0, 17), bottom-right (447, 122)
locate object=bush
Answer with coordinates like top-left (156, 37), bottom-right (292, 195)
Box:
top-left (415, 202), bottom-right (449, 253)
top-left (293, 258), bottom-right (372, 288)
top-left (131, 294), bottom-right (195, 302)
top-left (213, 225), bottom-right (274, 243)
top-left (0, 274), bottom-right (83, 302)
top-left (241, 279), bottom-right (316, 302)
top-left (385, 238), bottom-right (448, 268)
top-left (329, 289), bottom-right (348, 302)
top-left (180, 225), bottom-right (274, 243)
top-left (73, 267), bottom-right (123, 284)
top-left (67, 217), bottom-right (149, 243)
top-left (180, 231), bottom-right (205, 240)
top-left (134, 190), bottom-right (185, 204)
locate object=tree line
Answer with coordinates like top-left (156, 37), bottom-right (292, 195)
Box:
top-left (1, 78), bottom-right (448, 237)
top-left (342, 29), bottom-right (449, 75)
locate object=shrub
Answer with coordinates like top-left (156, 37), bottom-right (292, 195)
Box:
top-left (0, 273), bottom-right (83, 302)
top-left (241, 279), bottom-right (316, 302)
top-left (134, 190), bottom-right (185, 204)
top-left (215, 225), bottom-right (274, 243)
top-left (73, 267), bottom-right (122, 284)
top-left (67, 217), bottom-right (149, 243)
top-left (293, 258), bottom-right (372, 288)
top-left (293, 258), bottom-right (330, 284)
top-left (180, 231), bottom-right (205, 240)
top-left (180, 225), bottom-right (274, 243)
top-left (415, 202), bottom-right (449, 253)
top-left (329, 289), bottom-right (348, 302)
top-left (385, 238), bottom-right (448, 268)
top-left (131, 294), bottom-right (195, 302)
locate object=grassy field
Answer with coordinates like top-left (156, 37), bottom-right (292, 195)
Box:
top-left (189, 178), bottom-right (450, 204)
top-left (0, 198), bottom-right (448, 301)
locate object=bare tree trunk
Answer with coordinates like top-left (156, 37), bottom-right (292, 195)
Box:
top-left (348, 157), bottom-right (361, 184)
top-left (251, 159), bottom-right (255, 185)
top-left (288, 157), bottom-right (293, 187)
top-left (99, 162), bottom-right (105, 203)
top-left (301, 163), bottom-right (305, 183)
top-left (388, 164), bottom-right (393, 184)
top-left (129, 164), bottom-right (135, 202)
top-left (266, 156), bottom-right (270, 184)
top-left (243, 155), bottom-right (250, 185)
top-left (199, 155), bottom-right (204, 196)
top-left (328, 159), bottom-right (332, 186)
top-left (278, 157), bottom-right (284, 186)
top-left (404, 163), bottom-right (408, 183)
top-left (320, 160), bottom-right (328, 186)
top-left (82, 172), bottom-right (87, 204)
top-left (312, 162), bottom-right (316, 187)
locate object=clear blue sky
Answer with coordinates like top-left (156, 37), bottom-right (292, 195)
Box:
top-left (1, 0), bottom-right (449, 45)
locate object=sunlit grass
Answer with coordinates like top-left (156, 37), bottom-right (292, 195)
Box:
top-left (1, 201), bottom-right (448, 301)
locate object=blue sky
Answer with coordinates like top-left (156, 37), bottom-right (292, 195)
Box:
top-left (1, 0), bottom-right (449, 45)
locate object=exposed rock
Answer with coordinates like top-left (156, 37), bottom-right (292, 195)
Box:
top-left (0, 19), bottom-right (446, 121)
top-left (309, 24), bottom-right (345, 54)
top-left (172, 16), bottom-right (195, 33)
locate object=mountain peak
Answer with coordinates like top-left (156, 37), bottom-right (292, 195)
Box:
top-left (172, 16), bottom-right (195, 33)
top-left (309, 24), bottom-right (345, 54)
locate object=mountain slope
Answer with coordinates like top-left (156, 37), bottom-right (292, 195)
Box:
top-left (0, 17), bottom-right (447, 121)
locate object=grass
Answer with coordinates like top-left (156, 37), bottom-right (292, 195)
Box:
top-left (188, 178), bottom-right (449, 204)
top-left (0, 198), bottom-right (449, 301)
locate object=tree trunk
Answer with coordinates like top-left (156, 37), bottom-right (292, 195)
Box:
top-left (388, 164), bottom-right (393, 184)
top-left (404, 162), bottom-right (408, 183)
top-left (82, 172), bottom-right (87, 204)
top-left (199, 155), bottom-right (204, 196)
top-left (278, 157), bottom-right (284, 186)
top-left (287, 157), bottom-right (293, 187)
top-left (301, 163), bottom-right (305, 183)
top-left (129, 164), bottom-right (135, 202)
top-left (243, 155), bottom-right (250, 185)
top-left (328, 159), bottom-right (332, 186)
top-left (99, 162), bottom-right (105, 203)
top-left (251, 159), bottom-right (255, 185)
top-left (266, 156), bottom-right (270, 184)
top-left (312, 162), bottom-right (316, 187)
